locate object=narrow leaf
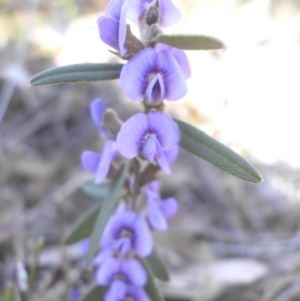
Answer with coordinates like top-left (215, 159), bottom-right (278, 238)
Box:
top-left (146, 248), bottom-right (170, 282)
top-left (2, 284), bottom-right (13, 301)
top-left (136, 256), bottom-right (165, 301)
top-left (30, 63), bottom-right (123, 86)
top-left (81, 180), bottom-right (109, 199)
top-left (157, 34), bottom-right (225, 50)
top-left (86, 163), bottom-right (128, 265)
top-left (64, 203), bottom-right (102, 245)
top-left (79, 284), bottom-right (107, 301)
top-left (174, 118), bottom-right (262, 183)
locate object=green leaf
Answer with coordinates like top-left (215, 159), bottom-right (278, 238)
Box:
top-left (30, 63), bottom-right (124, 86)
top-left (81, 180), bottom-right (109, 199)
top-left (86, 163), bottom-right (128, 266)
top-left (64, 203), bottom-right (102, 245)
top-left (136, 256), bottom-right (165, 301)
top-left (174, 118), bottom-right (262, 183)
top-left (146, 248), bottom-right (170, 282)
top-left (2, 284), bottom-right (13, 301)
top-left (156, 34), bottom-right (225, 50)
top-left (79, 284), bottom-right (107, 301)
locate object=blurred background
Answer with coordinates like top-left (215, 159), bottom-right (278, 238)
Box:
top-left (1, 0), bottom-right (300, 300)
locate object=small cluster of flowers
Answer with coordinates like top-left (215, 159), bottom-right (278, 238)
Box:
top-left (80, 0), bottom-right (191, 299)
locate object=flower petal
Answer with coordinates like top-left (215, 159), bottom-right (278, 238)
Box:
top-left (164, 145), bottom-right (179, 164)
top-left (141, 135), bottom-right (157, 162)
top-left (160, 197), bottom-right (178, 219)
top-left (120, 48), bottom-right (156, 101)
top-left (104, 280), bottom-right (126, 301)
top-left (105, 0), bottom-right (123, 19)
top-left (117, 113), bottom-right (149, 159)
top-left (95, 141), bottom-right (116, 184)
top-left (155, 143), bottom-right (171, 175)
top-left (81, 151), bottom-right (100, 173)
top-left (132, 216), bottom-right (153, 256)
top-left (97, 16), bottom-right (119, 51)
top-left (145, 73), bottom-right (165, 104)
top-left (159, 0), bottom-right (181, 27)
top-left (147, 111), bottom-right (180, 149)
top-left (118, 1), bottom-right (128, 56)
top-left (121, 259), bottom-right (147, 286)
top-left (147, 197), bottom-right (168, 231)
top-left (95, 257), bottom-right (120, 285)
top-left (156, 44), bottom-right (191, 78)
top-left (156, 50), bottom-right (187, 101)
top-left (90, 98), bottom-right (110, 136)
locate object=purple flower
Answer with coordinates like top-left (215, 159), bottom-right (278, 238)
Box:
top-left (120, 48), bottom-right (187, 105)
top-left (104, 280), bottom-right (150, 301)
top-left (97, 0), bottom-right (128, 56)
top-left (127, 0), bottom-right (181, 28)
top-left (69, 286), bottom-right (80, 301)
top-left (155, 43), bottom-right (191, 79)
top-left (101, 210), bottom-right (153, 257)
top-left (95, 257), bottom-right (147, 286)
top-left (90, 98), bottom-right (110, 137)
top-left (145, 181), bottom-right (178, 231)
top-left (81, 140), bottom-right (117, 184)
top-left (117, 112), bottom-right (180, 174)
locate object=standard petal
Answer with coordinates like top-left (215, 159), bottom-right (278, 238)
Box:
top-left (121, 259), bottom-right (147, 286)
top-left (90, 98), bottom-right (110, 136)
top-left (97, 16), bottom-right (119, 51)
top-left (95, 257), bottom-right (120, 285)
top-left (120, 48), bottom-right (156, 101)
top-left (159, 0), bottom-right (182, 27)
top-left (160, 197), bottom-right (178, 218)
top-left (81, 151), bottom-right (100, 173)
top-left (147, 197), bottom-right (168, 231)
top-left (117, 113), bottom-right (149, 159)
top-left (141, 135), bottom-right (157, 162)
top-left (156, 50), bottom-right (187, 101)
top-left (156, 44), bottom-right (191, 78)
top-left (95, 141), bottom-right (116, 184)
top-left (101, 211), bottom-right (137, 247)
top-left (133, 216), bottom-right (153, 256)
top-left (105, 0), bottom-right (123, 19)
top-left (126, 0), bottom-right (146, 25)
top-left (147, 111), bottom-right (180, 149)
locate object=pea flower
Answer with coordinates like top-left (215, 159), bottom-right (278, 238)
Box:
top-left (104, 281), bottom-right (150, 301)
top-left (101, 210), bottom-right (153, 257)
top-left (81, 99), bottom-right (117, 184)
top-left (97, 0), bottom-right (128, 56)
top-left (117, 111), bottom-right (180, 174)
top-left (81, 141), bottom-right (117, 185)
top-left (145, 181), bottom-right (178, 231)
top-left (127, 0), bottom-right (181, 28)
top-left (95, 257), bottom-right (147, 286)
top-left (120, 48), bottom-right (187, 105)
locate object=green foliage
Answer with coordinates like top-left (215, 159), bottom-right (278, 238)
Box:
top-left (81, 180), bottom-right (110, 199)
top-left (30, 63), bottom-right (124, 86)
top-left (146, 248), bottom-right (170, 282)
top-left (86, 163), bottom-right (128, 266)
top-left (157, 34), bottom-right (225, 50)
top-left (79, 284), bottom-right (107, 301)
top-left (136, 256), bottom-right (165, 301)
top-left (174, 118), bottom-right (262, 183)
top-left (1, 285), bottom-right (13, 301)
top-left (64, 203), bottom-right (102, 245)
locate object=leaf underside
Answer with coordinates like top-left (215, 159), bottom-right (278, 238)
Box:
top-left (157, 34), bottom-right (225, 50)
